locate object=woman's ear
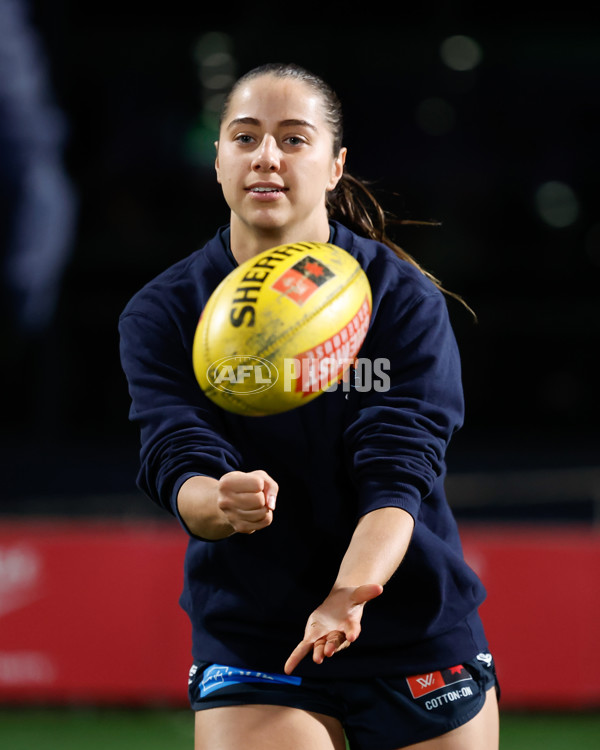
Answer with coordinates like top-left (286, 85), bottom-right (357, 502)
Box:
top-left (214, 141), bottom-right (221, 184)
top-left (327, 147), bottom-right (347, 191)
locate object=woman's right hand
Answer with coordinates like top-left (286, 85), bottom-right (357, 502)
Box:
top-left (177, 470), bottom-right (278, 539)
top-left (217, 470), bottom-right (278, 534)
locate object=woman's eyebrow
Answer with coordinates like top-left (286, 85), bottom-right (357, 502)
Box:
top-left (226, 116), bottom-right (260, 129)
top-left (279, 119), bottom-right (317, 131)
top-left (226, 117), bottom-right (317, 131)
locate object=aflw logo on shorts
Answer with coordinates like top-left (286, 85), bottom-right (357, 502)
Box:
top-left (406, 665), bottom-right (473, 699)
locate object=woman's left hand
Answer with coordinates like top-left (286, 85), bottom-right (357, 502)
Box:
top-left (284, 583), bottom-right (383, 675)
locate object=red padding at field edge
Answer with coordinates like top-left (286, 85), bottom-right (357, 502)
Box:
top-left (0, 519), bottom-right (598, 708)
top-left (0, 519), bottom-right (190, 705)
top-left (461, 525), bottom-right (600, 709)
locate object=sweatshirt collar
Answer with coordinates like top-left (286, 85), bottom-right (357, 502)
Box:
top-left (219, 224), bottom-right (338, 268)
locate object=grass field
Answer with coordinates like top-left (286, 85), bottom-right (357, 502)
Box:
top-left (0, 708), bottom-right (599, 749)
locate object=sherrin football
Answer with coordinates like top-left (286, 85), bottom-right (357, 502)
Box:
top-left (192, 241), bottom-right (372, 416)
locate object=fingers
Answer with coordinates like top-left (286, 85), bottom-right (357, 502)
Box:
top-left (218, 470), bottom-right (279, 534)
top-left (318, 631), bottom-right (349, 661)
top-left (284, 640), bottom-right (313, 675)
top-left (285, 631), bottom-right (350, 675)
top-left (220, 470), bottom-right (277, 500)
top-left (256, 470), bottom-right (278, 511)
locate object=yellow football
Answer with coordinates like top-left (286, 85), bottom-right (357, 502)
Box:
top-left (192, 241), bottom-right (372, 416)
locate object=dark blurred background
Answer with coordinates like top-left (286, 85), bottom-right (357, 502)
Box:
top-left (2, 2), bottom-right (599, 521)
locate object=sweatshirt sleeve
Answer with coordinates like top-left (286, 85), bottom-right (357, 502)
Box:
top-left (343, 279), bottom-right (465, 521)
top-left (118, 307), bottom-right (242, 517)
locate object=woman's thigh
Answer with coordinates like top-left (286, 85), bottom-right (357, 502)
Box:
top-left (194, 704), bottom-right (347, 750)
top-left (400, 686), bottom-right (499, 750)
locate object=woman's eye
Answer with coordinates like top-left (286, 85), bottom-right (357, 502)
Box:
top-left (235, 134), bottom-right (254, 144)
top-left (285, 136), bottom-right (305, 146)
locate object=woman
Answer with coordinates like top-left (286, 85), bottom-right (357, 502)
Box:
top-left (119, 63), bottom-right (499, 750)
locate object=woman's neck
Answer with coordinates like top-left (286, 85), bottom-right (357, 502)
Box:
top-left (229, 216), bottom-right (331, 265)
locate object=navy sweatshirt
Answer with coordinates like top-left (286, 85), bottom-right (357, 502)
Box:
top-left (119, 221), bottom-right (489, 678)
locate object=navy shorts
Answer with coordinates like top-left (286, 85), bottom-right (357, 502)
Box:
top-left (188, 653), bottom-right (499, 750)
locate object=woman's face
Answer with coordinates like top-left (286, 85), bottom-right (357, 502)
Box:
top-left (215, 75), bottom-right (346, 246)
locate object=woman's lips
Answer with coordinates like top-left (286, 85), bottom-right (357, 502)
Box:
top-left (246, 185), bottom-right (288, 200)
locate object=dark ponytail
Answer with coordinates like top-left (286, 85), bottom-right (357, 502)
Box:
top-left (327, 172), bottom-right (476, 318)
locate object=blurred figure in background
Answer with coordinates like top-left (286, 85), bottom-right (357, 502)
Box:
top-left (0, 0), bottom-right (76, 338)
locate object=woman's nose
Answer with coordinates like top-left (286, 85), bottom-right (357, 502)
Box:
top-left (252, 136), bottom-right (280, 172)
